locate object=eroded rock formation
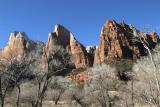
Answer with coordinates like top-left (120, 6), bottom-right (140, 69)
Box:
top-left (94, 20), bottom-right (159, 64)
top-left (45, 24), bottom-right (91, 68)
top-left (70, 34), bottom-right (90, 68)
top-left (0, 20), bottom-right (159, 69)
top-left (1, 32), bottom-right (34, 61)
top-left (0, 32), bottom-right (45, 62)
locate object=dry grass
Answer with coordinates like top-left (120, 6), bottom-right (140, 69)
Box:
top-left (5, 101), bottom-right (79, 107)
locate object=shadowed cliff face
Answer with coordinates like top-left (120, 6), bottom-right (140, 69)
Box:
top-left (45, 24), bottom-right (91, 68)
top-left (0, 20), bottom-right (159, 69)
top-left (94, 20), bottom-right (159, 64)
top-left (46, 24), bottom-right (71, 51)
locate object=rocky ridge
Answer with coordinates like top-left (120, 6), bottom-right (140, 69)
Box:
top-left (94, 20), bottom-right (159, 64)
top-left (0, 20), bottom-right (159, 69)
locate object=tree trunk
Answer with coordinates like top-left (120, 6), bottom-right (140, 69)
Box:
top-left (35, 77), bottom-right (49, 107)
top-left (0, 77), bottom-right (4, 107)
top-left (142, 39), bottom-right (160, 105)
top-left (55, 97), bottom-right (60, 105)
top-left (1, 97), bottom-right (4, 107)
top-left (0, 93), bottom-right (6, 107)
top-left (1, 98), bottom-right (4, 107)
top-left (55, 93), bottom-right (62, 105)
top-left (16, 86), bottom-right (21, 107)
top-left (131, 80), bottom-right (134, 107)
top-left (73, 95), bottom-right (87, 107)
top-left (35, 100), bottom-right (40, 107)
top-left (34, 81), bottom-right (41, 107)
top-left (40, 97), bottom-right (43, 107)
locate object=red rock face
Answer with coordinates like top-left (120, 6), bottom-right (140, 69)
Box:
top-left (70, 34), bottom-right (90, 68)
top-left (149, 32), bottom-right (159, 43)
top-left (0, 32), bottom-right (35, 61)
top-left (45, 24), bottom-right (91, 68)
top-left (67, 72), bottom-right (89, 81)
top-left (94, 20), bottom-right (159, 64)
top-left (0, 21), bottom-right (159, 69)
top-left (0, 25), bottom-right (91, 69)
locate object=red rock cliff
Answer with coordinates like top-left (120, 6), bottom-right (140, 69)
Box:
top-left (0, 21), bottom-right (159, 69)
top-left (0, 32), bottom-right (36, 61)
top-left (45, 24), bottom-right (91, 68)
top-left (94, 20), bottom-right (159, 64)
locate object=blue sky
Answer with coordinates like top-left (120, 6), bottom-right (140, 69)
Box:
top-left (0, 0), bottom-right (160, 48)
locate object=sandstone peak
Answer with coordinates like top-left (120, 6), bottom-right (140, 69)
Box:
top-left (54, 24), bottom-right (69, 33)
top-left (46, 24), bottom-right (71, 52)
top-left (7, 32), bottom-right (34, 49)
top-left (0, 20), bottom-right (159, 69)
top-left (45, 24), bottom-right (92, 68)
top-left (104, 20), bottom-right (117, 28)
top-left (94, 20), bottom-right (159, 64)
top-left (0, 32), bottom-right (36, 61)
top-left (48, 24), bottom-right (71, 49)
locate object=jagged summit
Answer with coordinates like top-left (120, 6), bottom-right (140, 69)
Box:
top-left (0, 20), bottom-right (159, 68)
top-left (0, 32), bottom-right (35, 61)
top-left (8, 32), bottom-right (34, 47)
top-left (47, 24), bottom-right (72, 49)
top-left (94, 20), bottom-right (159, 64)
top-left (46, 24), bottom-right (91, 68)
top-left (9, 32), bottom-right (30, 40)
top-left (54, 24), bottom-right (70, 32)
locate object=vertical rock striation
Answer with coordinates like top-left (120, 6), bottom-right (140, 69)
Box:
top-left (94, 20), bottom-right (159, 64)
top-left (45, 24), bottom-right (91, 68)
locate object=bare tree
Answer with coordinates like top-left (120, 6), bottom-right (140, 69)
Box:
top-left (68, 80), bottom-right (90, 107)
top-left (85, 64), bottom-right (118, 107)
top-left (128, 25), bottom-right (160, 107)
top-left (32, 46), bottom-right (73, 107)
top-left (46, 76), bottom-right (70, 105)
top-left (0, 56), bottom-right (34, 107)
top-left (20, 81), bottom-right (38, 107)
top-left (132, 48), bottom-right (160, 107)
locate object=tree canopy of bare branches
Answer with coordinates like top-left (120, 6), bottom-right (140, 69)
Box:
top-left (0, 56), bottom-right (35, 107)
top-left (132, 45), bottom-right (160, 107)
